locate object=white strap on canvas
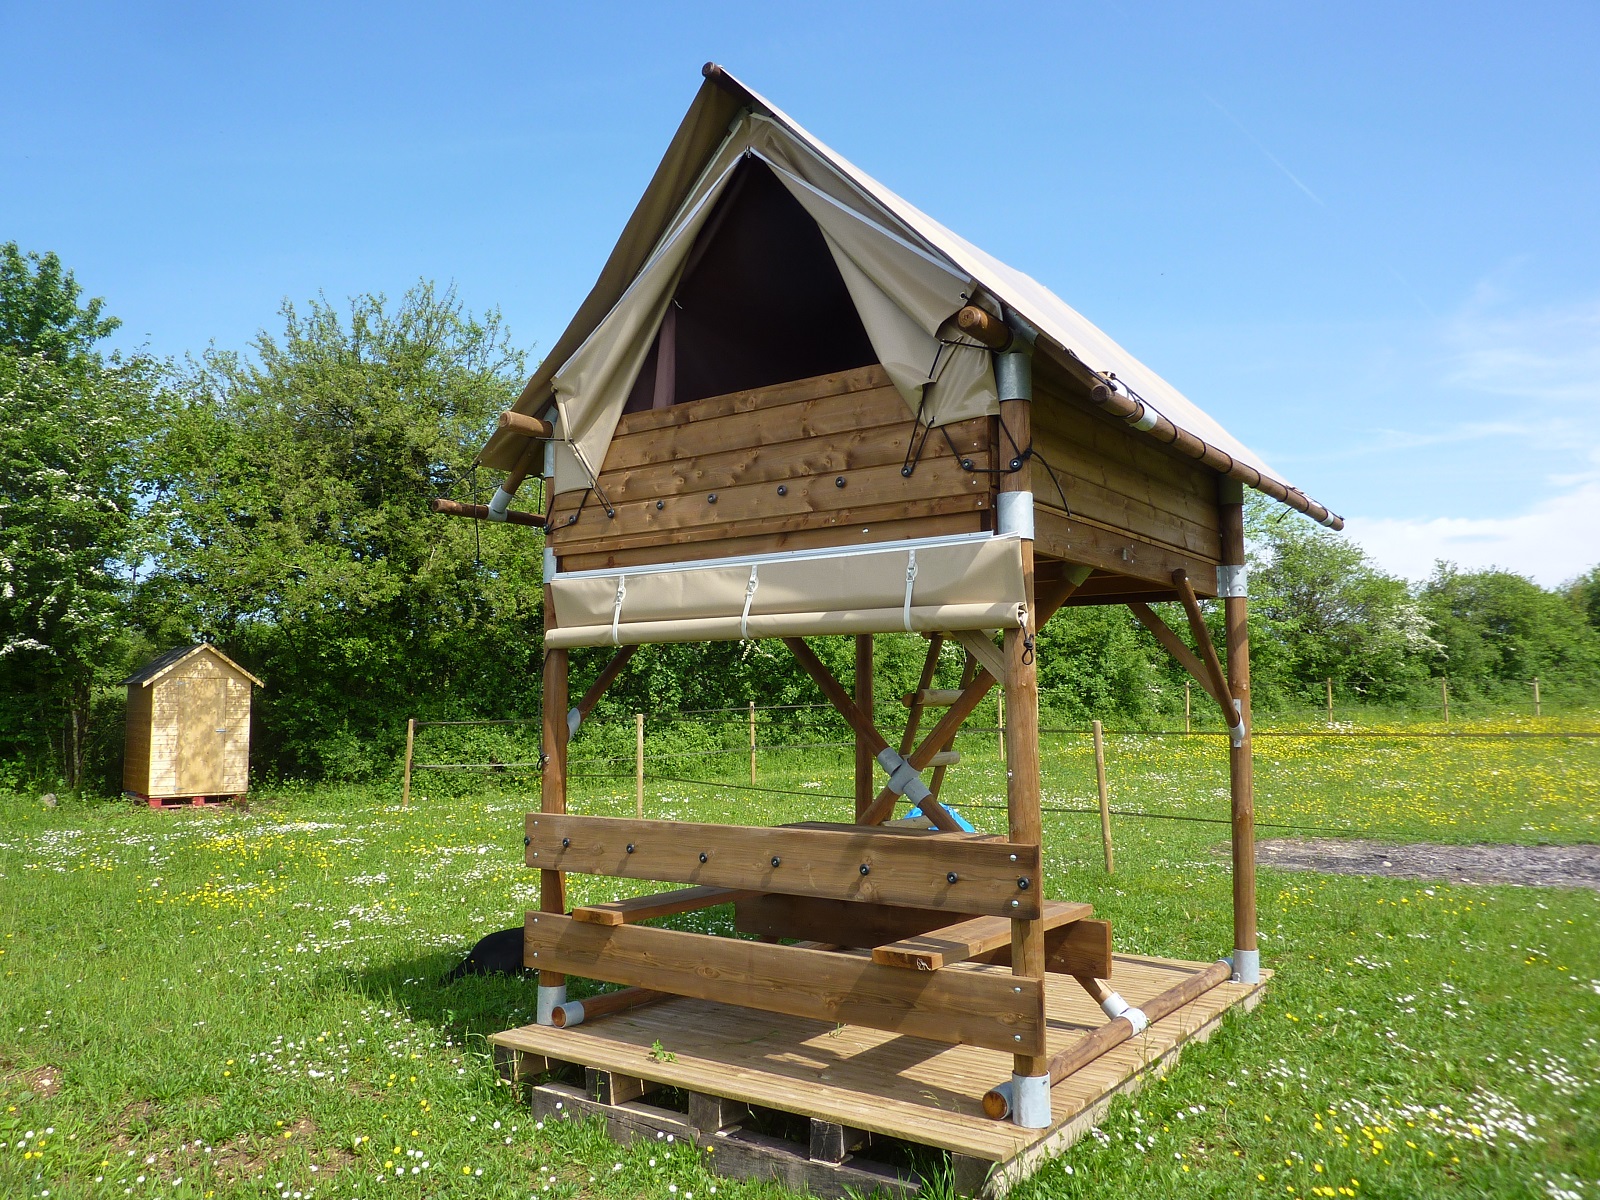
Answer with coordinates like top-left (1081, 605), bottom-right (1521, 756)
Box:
top-left (610, 576), bottom-right (627, 646)
top-left (903, 550), bottom-right (919, 631)
top-left (740, 565), bottom-right (760, 641)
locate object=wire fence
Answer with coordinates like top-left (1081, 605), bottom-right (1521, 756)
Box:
top-left (397, 691), bottom-right (1599, 849)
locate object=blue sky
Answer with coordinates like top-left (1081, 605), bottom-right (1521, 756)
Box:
top-left (5, 2), bottom-right (1597, 583)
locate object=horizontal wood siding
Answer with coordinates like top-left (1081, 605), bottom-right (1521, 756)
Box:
top-left (1029, 363), bottom-right (1222, 564)
top-left (548, 366), bottom-right (991, 567)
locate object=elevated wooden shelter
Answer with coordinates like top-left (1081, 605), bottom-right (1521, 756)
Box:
top-left (122, 644), bottom-right (261, 807)
top-left (452, 64), bottom-right (1338, 1194)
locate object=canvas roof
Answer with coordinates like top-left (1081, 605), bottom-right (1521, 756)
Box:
top-left (479, 64), bottom-right (1337, 525)
top-left (122, 644), bottom-right (264, 689)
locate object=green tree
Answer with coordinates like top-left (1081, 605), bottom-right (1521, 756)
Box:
top-left (1245, 498), bottom-right (1439, 704)
top-left (1420, 565), bottom-right (1600, 696)
top-left (1567, 565), bottom-right (1600, 633)
top-left (146, 284), bottom-right (544, 779)
top-left (0, 244), bottom-right (159, 788)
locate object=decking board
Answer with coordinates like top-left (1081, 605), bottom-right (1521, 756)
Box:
top-left (490, 954), bottom-right (1269, 1167)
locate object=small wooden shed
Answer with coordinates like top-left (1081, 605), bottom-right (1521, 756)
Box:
top-left (122, 645), bottom-right (261, 806)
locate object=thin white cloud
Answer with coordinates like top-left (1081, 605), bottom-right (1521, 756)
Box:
top-left (1345, 476), bottom-right (1600, 586)
top-left (1339, 286), bottom-right (1600, 585)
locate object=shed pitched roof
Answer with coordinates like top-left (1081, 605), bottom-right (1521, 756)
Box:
top-left (479, 64), bottom-right (1339, 528)
top-left (122, 644), bottom-right (264, 689)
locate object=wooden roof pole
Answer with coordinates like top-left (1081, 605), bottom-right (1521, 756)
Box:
top-left (955, 305), bottom-right (1343, 531)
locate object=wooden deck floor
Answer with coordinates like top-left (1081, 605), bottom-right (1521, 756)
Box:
top-left (491, 953), bottom-right (1268, 1192)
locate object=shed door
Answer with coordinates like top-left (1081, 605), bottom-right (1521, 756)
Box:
top-left (175, 677), bottom-right (227, 795)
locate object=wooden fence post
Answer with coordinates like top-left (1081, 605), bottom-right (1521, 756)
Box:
top-left (748, 700), bottom-right (757, 786)
top-left (1092, 719), bottom-right (1113, 874)
top-left (1326, 678), bottom-right (1334, 725)
top-left (1184, 680), bottom-right (1191, 734)
top-left (1442, 678), bottom-right (1450, 724)
top-left (996, 692), bottom-right (1006, 758)
top-left (1533, 677), bottom-right (1541, 717)
top-left (401, 717), bottom-right (416, 808)
top-left (635, 713), bottom-right (645, 819)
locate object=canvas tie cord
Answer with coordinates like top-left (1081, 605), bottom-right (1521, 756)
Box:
top-left (740, 565), bottom-right (760, 641)
top-left (902, 549), bottom-right (919, 632)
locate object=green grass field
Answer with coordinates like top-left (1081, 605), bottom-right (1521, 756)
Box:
top-left (2, 710), bottom-right (1597, 1200)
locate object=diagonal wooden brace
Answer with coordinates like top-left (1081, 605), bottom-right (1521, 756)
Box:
top-left (1169, 570), bottom-right (1245, 742)
top-left (781, 637), bottom-right (963, 832)
top-left (859, 572), bottom-right (1091, 826)
top-left (567, 644), bottom-right (639, 739)
top-left (1127, 601), bottom-right (1228, 710)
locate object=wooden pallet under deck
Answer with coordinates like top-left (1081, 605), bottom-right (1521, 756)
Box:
top-left (491, 953), bottom-right (1269, 1197)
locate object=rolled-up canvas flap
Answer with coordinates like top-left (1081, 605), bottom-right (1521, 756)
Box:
top-left (547, 532), bottom-right (1026, 649)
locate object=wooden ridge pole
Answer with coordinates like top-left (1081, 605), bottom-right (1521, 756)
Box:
top-left (1219, 481), bottom-right (1257, 984)
top-left (854, 636), bottom-right (874, 821)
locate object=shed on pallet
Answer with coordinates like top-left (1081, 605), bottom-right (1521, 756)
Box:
top-left (122, 645), bottom-right (261, 806)
top-left (441, 62), bottom-right (1336, 1185)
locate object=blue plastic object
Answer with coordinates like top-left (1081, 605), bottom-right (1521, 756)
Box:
top-left (906, 804), bottom-right (976, 833)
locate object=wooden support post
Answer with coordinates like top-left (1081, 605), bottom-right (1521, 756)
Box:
top-left (999, 352), bottom-right (1048, 1099)
top-left (539, 643), bottom-right (570, 1000)
top-left (1533, 676), bottom-right (1541, 717)
top-left (1092, 719), bottom-right (1112, 874)
top-left (401, 717), bottom-right (416, 808)
top-left (748, 700), bottom-right (757, 787)
top-left (1184, 680), bottom-right (1192, 734)
top-left (428, 497), bottom-right (546, 527)
top-left (1220, 483), bottom-right (1256, 983)
top-left (1326, 677), bottom-right (1334, 725)
top-left (635, 713), bottom-right (645, 819)
top-left (1442, 678), bottom-right (1450, 724)
top-left (854, 635), bottom-right (874, 821)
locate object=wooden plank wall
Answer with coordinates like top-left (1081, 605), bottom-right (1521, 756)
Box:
top-left (1029, 354), bottom-right (1222, 594)
top-left (146, 653), bottom-right (253, 798)
top-left (548, 366), bottom-right (992, 571)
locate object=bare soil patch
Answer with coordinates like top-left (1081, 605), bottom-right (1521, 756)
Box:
top-left (1, 1063), bottom-right (62, 1099)
top-left (1247, 838), bottom-right (1600, 891)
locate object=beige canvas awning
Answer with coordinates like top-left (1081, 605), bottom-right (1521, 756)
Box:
top-left (545, 532), bottom-right (1027, 649)
top-left (479, 66), bottom-right (1339, 528)
top-left (544, 119), bottom-right (996, 495)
